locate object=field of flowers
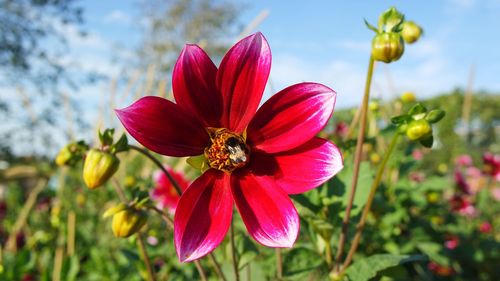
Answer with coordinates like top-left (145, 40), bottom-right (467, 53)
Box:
top-left (1, 5), bottom-right (499, 281)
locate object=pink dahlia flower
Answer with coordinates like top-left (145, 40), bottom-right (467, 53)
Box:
top-left (116, 33), bottom-right (343, 262)
top-left (151, 166), bottom-right (190, 213)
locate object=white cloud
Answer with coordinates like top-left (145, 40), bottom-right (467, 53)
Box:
top-left (104, 10), bottom-right (132, 25)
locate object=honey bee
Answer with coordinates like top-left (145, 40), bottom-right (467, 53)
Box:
top-left (226, 137), bottom-right (248, 165)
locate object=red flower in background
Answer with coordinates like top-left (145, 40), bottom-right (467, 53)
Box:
top-left (479, 221), bottom-right (492, 233)
top-left (116, 33), bottom-right (343, 262)
top-left (151, 167), bottom-right (190, 213)
top-left (483, 152), bottom-right (500, 181)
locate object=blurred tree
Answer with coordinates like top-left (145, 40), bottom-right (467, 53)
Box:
top-left (0, 0), bottom-right (87, 159)
top-left (0, 0), bottom-right (84, 90)
top-left (136, 0), bottom-right (240, 84)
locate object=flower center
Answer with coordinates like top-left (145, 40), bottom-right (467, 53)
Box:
top-left (204, 128), bottom-right (250, 173)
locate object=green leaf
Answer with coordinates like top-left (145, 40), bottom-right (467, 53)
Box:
top-left (283, 247), bottom-right (328, 279)
top-left (345, 254), bottom-right (427, 281)
top-left (339, 163), bottom-right (374, 217)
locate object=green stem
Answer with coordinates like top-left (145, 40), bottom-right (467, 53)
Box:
top-left (137, 232), bottom-right (157, 281)
top-left (340, 133), bottom-right (400, 274)
top-left (129, 144), bottom-right (183, 196)
top-left (194, 259), bottom-right (208, 281)
top-left (334, 55), bottom-right (376, 270)
top-left (230, 221), bottom-right (240, 281)
top-left (325, 239), bottom-right (333, 267)
top-left (276, 248), bottom-right (283, 279)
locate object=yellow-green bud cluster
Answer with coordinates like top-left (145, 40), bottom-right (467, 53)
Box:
top-left (391, 103), bottom-right (445, 148)
top-left (365, 7), bottom-right (424, 63)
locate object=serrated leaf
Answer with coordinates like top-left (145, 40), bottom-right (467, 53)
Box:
top-left (345, 254), bottom-right (427, 281)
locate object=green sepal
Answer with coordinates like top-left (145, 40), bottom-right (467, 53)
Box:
top-left (98, 128), bottom-right (115, 147)
top-left (420, 135), bottom-right (434, 148)
top-left (425, 109), bottom-right (446, 123)
top-left (364, 18), bottom-right (379, 33)
top-left (103, 203), bottom-right (127, 218)
top-left (111, 133), bottom-right (129, 154)
top-left (391, 114), bottom-right (411, 125)
top-left (397, 123), bottom-right (408, 134)
top-left (408, 103), bottom-right (427, 117)
top-left (378, 7), bottom-right (405, 33)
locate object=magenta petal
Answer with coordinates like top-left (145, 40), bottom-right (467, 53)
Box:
top-left (248, 82), bottom-right (336, 153)
top-left (116, 96), bottom-right (208, 157)
top-left (273, 137), bottom-right (343, 194)
top-left (174, 170), bottom-right (233, 262)
top-left (173, 44), bottom-right (222, 127)
top-left (231, 173), bottom-right (299, 247)
top-left (216, 32), bottom-right (271, 133)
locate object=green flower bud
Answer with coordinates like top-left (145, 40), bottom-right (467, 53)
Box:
top-left (369, 101), bottom-right (379, 111)
top-left (401, 91), bottom-right (416, 103)
top-left (406, 119), bottom-right (432, 141)
top-left (371, 32), bottom-right (405, 63)
top-left (55, 141), bottom-right (88, 166)
top-left (425, 109), bottom-right (446, 123)
top-left (83, 149), bottom-right (119, 189)
top-left (112, 208), bottom-right (148, 238)
top-left (401, 21), bottom-right (423, 44)
top-left (55, 145), bottom-right (72, 166)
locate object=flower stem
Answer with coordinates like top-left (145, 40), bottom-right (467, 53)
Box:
top-left (230, 221), bottom-right (240, 281)
top-left (325, 239), bottom-right (333, 267)
top-left (209, 252), bottom-right (228, 281)
top-left (334, 55), bottom-right (375, 270)
top-left (128, 144), bottom-right (183, 196)
top-left (340, 133), bottom-right (400, 274)
top-left (137, 232), bottom-right (157, 281)
top-left (194, 260), bottom-right (208, 281)
top-left (276, 248), bottom-right (283, 279)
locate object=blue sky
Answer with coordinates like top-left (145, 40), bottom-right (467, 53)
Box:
top-left (3, 0), bottom-right (500, 154)
top-left (75, 0), bottom-right (500, 107)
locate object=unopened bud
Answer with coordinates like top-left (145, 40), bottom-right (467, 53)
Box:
top-left (401, 21), bottom-right (423, 44)
top-left (55, 141), bottom-right (88, 166)
top-left (55, 145), bottom-right (72, 166)
top-left (406, 119), bottom-right (432, 141)
top-left (372, 32), bottom-right (405, 63)
top-left (401, 92), bottom-right (416, 103)
top-left (83, 149), bottom-right (119, 189)
top-left (425, 109), bottom-right (446, 123)
top-left (112, 208), bottom-right (148, 238)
